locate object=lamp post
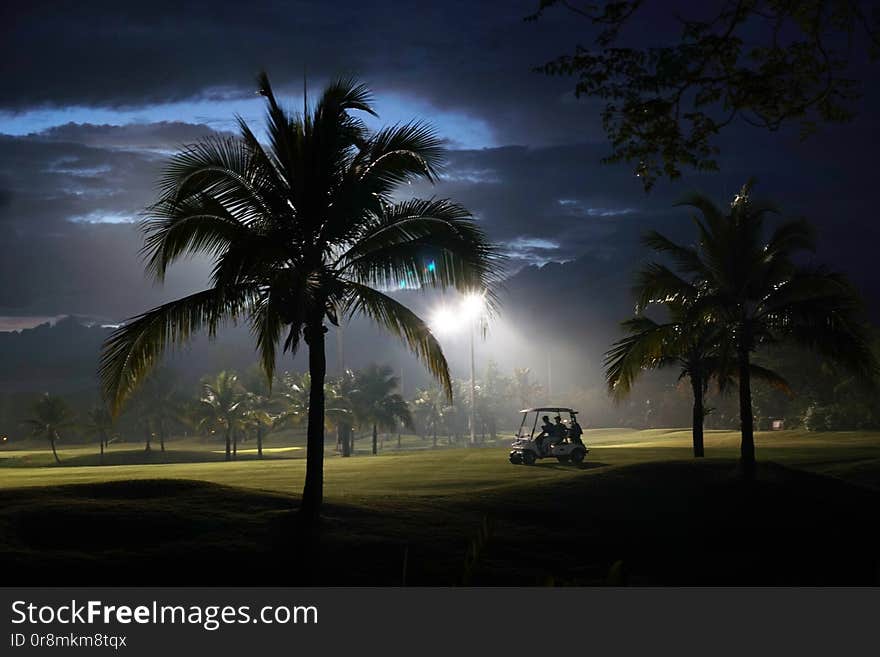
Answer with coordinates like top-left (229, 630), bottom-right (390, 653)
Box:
top-left (460, 293), bottom-right (485, 446)
top-left (430, 292), bottom-right (487, 447)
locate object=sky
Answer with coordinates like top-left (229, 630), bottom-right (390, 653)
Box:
top-left (1, 0), bottom-right (878, 332)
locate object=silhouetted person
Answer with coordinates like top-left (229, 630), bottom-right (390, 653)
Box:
top-left (569, 418), bottom-right (584, 446)
top-left (551, 415), bottom-right (567, 446)
top-left (536, 415), bottom-right (553, 454)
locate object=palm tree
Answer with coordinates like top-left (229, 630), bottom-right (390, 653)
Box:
top-left (25, 393), bottom-right (74, 464)
top-left (99, 73), bottom-right (500, 522)
top-left (352, 364), bottom-right (413, 455)
top-left (84, 404), bottom-right (114, 463)
top-left (636, 181), bottom-right (877, 473)
top-left (201, 371), bottom-right (245, 460)
top-left (326, 370), bottom-right (357, 456)
top-left (140, 369), bottom-right (182, 452)
top-left (412, 385), bottom-right (444, 448)
top-left (240, 367), bottom-right (276, 459)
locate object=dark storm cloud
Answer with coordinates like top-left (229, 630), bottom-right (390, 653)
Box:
top-left (37, 121), bottom-right (229, 150)
top-left (0, 123), bottom-right (218, 316)
top-left (0, 0), bottom-right (600, 147)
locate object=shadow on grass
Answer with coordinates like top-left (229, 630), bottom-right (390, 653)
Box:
top-left (1, 460), bottom-right (878, 586)
top-left (531, 461), bottom-right (609, 471)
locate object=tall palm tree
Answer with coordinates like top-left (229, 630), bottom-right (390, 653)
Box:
top-left (25, 393), bottom-right (74, 465)
top-left (99, 73), bottom-right (500, 522)
top-left (201, 371), bottom-right (245, 461)
top-left (636, 181), bottom-right (877, 473)
top-left (352, 364), bottom-right (413, 455)
top-left (84, 404), bottom-right (114, 463)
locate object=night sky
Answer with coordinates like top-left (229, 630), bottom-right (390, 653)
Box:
top-left (1, 0), bottom-right (878, 330)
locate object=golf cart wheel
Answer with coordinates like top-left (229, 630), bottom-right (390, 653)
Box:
top-left (522, 451), bottom-right (536, 466)
top-left (556, 456), bottom-right (569, 463)
top-left (509, 452), bottom-right (523, 465)
top-left (569, 447), bottom-right (586, 464)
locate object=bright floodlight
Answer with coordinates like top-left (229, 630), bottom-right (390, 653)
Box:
top-left (430, 306), bottom-right (459, 336)
top-left (461, 292), bottom-right (485, 320)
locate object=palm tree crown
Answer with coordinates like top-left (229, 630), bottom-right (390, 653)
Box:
top-left (635, 180), bottom-right (876, 470)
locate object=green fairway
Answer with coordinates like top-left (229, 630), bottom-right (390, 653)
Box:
top-left (1, 429), bottom-right (878, 495)
top-left (1, 428), bottom-right (878, 586)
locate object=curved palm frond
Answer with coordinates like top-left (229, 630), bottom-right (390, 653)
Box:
top-left (337, 198), bottom-right (503, 304)
top-left (100, 286), bottom-right (256, 414)
top-left (747, 364), bottom-right (793, 395)
top-left (342, 282), bottom-right (452, 399)
top-left (604, 317), bottom-right (680, 399)
top-left (632, 262), bottom-right (694, 312)
top-left (641, 230), bottom-right (706, 277)
top-left (157, 135), bottom-right (272, 222)
top-left (141, 194), bottom-right (254, 281)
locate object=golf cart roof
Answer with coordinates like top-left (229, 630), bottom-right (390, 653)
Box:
top-left (520, 407), bottom-right (578, 414)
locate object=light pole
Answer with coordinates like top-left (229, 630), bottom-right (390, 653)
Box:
top-left (469, 317), bottom-right (476, 445)
top-left (460, 293), bottom-right (485, 447)
top-left (430, 292), bottom-right (487, 447)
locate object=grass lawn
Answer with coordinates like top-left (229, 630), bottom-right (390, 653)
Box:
top-left (1, 429), bottom-right (878, 585)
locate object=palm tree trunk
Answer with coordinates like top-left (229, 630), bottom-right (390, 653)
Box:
top-left (233, 429), bottom-right (238, 459)
top-left (300, 321), bottom-right (327, 524)
top-left (372, 423), bottom-right (378, 455)
top-left (738, 343), bottom-right (756, 477)
top-left (432, 424), bottom-right (437, 448)
top-left (257, 425), bottom-right (263, 459)
top-left (690, 374), bottom-right (705, 457)
top-left (144, 424), bottom-right (152, 452)
top-left (224, 425), bottom-right (231, 461)
top-left (159, 422), bottom-right (166, 452)
top-left (50, 430), bottom-right (61, 464)
top-left (99, 430), bottom-right (105, 464)
top-left (340, 423), bottom-right (351, 457)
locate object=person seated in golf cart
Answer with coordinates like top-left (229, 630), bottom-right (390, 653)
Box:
top-left (569, 417), bottom-right (584, 446)
top-left (549, 415), bottom-right (568, 447)
top-left (536, 415), bottom-right (554, 454)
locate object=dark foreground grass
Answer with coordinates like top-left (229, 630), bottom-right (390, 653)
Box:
top-left (1, 458), bottom-right (878, 585)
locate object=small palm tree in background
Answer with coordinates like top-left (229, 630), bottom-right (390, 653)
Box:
top-left (25, 393), bottom-right (75, 464)
top-left (240, 368), bottom-right (276, 459)
top-left (325, 370), bottom-right (357, 456)
top-left (636, 181), bottom-right (877, 473)
top-left (352, 364), bottom-right (413, 455)
top-left (84, 404), bottom-right (114, 463)
top-left (201, 371), bottom-right (245, 460)
top-left (100, 72), bottom-right (500, 523)
top-left (412, 385), bottom-right (445, 448)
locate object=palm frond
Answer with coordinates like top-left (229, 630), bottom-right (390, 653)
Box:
top-left (747, 364), bottom-right (793, 395)
top-left (141, 194), bottom-right (253, 281)
top-left (342, 282), bottom-right (452, 400)
top-left (641, 230), bottom-right (706, 277)
top-left (337, 198), bottom-right (503, 303)
top-left (604, 318), bottom-right (679, 399)
top-left (632, 263), bottom-right (694, 312)
top-left (100, 286), bottom-right (256, 414)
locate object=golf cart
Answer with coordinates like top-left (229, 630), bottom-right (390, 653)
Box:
top-left (509, 407), bottom-right (588, 465)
